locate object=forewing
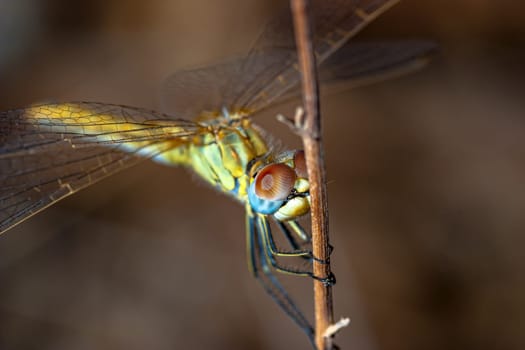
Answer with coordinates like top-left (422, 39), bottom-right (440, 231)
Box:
top-left (0, 102), bottom-right (204, 233)
top-left (162, 0), bottom-right (400, 118)
top-left (234, 0), bottom-right (401, 112)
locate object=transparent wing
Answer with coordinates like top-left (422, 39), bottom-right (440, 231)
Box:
top-left (319, 40), bottom-right (437, 86)
top-left (161, 57), bottom-right (258, 120)
top-left (161, 0), bottom-right (400, 118)
top-left (0, 102), bottom-right (205, 233)
top-left (255, 40), bottom-right (437, 107)
top-left (161, 40), bottom-right (435, 118)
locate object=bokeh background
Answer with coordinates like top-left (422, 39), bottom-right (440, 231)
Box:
top-left (0, 1), bottom-right (524, 349)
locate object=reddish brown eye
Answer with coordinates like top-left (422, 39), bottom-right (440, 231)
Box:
top-left (254, 163), bottom-right (296, 201)
top-left (294, 150), bottom-right (308, 178)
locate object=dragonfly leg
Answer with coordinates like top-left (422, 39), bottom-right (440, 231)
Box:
top-left (257, 215), bottom-right (335, 286)
top-left (253, 214), bottom-right (310, 277)
top-left (275, 220), bottom-right (309, 253)
top-left (276, 220), bottom-right (333, 265)
top-left (262, 218), bottom-right (312, 259)
top-left (287, 220), bottom-right (311, 242)
top-left (246, 213), bottom-right (315, 347)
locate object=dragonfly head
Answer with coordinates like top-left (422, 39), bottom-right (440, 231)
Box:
top-left (247, 150), bottom-right (310, 221)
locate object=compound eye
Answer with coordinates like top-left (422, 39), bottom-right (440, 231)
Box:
top-left (294, 150), bottom-right (308, 178)
top-left (254, 163), bottom-right (296, 201)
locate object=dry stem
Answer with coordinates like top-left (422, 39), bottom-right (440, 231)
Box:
top-left (289, 1), bottom-right (337, 349)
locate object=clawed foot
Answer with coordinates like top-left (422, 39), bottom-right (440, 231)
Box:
top-left (311, 272), bottom-right (336, 286)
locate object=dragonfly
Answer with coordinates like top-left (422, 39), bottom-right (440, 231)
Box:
top-left (0, 0), bottom-right (434, 346)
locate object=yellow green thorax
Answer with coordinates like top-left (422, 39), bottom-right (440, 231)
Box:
top-left (156, 116), bottom-right (269, 202)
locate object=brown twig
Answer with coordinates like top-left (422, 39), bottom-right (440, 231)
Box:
top-left (289, 1), bottom-right (336, 349)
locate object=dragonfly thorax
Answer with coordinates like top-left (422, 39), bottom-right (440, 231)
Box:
top-left (156, 118), bottom-right (265, 199)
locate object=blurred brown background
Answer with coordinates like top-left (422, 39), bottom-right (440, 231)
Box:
top-left (0, 1), bottom-right (524, 349)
